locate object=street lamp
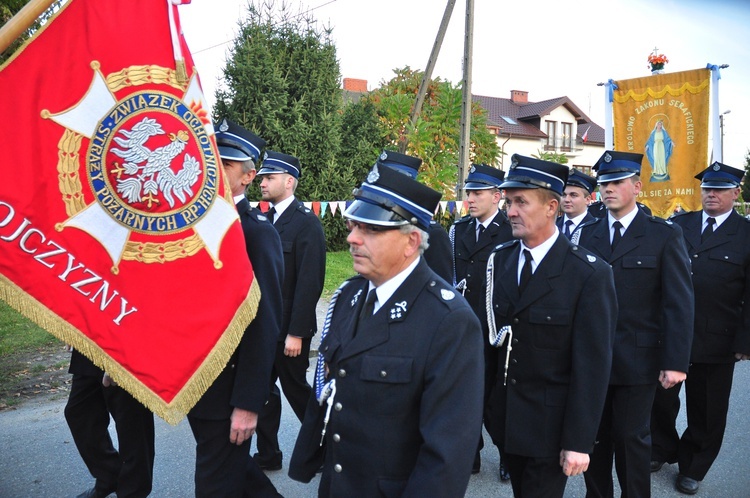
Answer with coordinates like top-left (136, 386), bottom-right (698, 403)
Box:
top-left (720, 110), bottom-right (731, 160)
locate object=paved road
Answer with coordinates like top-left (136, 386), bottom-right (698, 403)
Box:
top-left (2, 311), bottom-right (749, 497)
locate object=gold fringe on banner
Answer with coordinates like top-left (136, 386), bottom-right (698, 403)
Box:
top-left (0, 273), bottom-right (261, 425)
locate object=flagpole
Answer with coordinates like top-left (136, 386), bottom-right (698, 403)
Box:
top-left (0, 0), bottom-right (58, 55)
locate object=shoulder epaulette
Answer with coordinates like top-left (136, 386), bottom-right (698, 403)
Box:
top-left (648, 215), bottom-right (676, 227)
top-left (668, 210), bottom-right (692, 221)
top-left (492, 239), bottom-right (519, 252)
top-left (570, 245), bottom-right (602, 266)
top-left (453, 215), bottom-right (472, 225)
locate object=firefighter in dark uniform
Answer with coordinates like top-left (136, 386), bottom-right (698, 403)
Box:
top-left (288, 164), bottom-right (484, 497)
top-left (650, 162), bottom-right (750, 495)
top-left (186, 119), bottom-right (282, 497)
top-left (556, 169), bottom-right (597, 241)
top-left (371, 149), bottom-right (453, 282)
top-left (576, 150), bottom-right (694, 498)
top-left (449, 163), bottom-right (514, 479)
top-left (254, 151), bottom-right (326, 471)
top-left (484, 154), bottom-right (617, 498)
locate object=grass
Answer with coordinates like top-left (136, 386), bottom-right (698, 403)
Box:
top-left (0, 301), bottom-right (58, 357)
top-left (323, 250), bottom-right (356, 298)
top-left (0, 251), bottom-right (356, 358)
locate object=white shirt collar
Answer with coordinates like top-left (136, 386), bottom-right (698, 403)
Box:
top-left (519, 230), bottom-right (559, 274)
top-left (702, 209), bottom-right (731, 229)
top-left (270, 195), bottom-right (295, 220)
top-left (564, 211), bottom-right (588, 227)
top-left (476, 209), bottom-right (501, 230)
top-left (366, 257), bottom-right (420, 314)
top-left (608, 204), bottom-right (639, 231)
top-left (233, 194), bottom-right (246, 205)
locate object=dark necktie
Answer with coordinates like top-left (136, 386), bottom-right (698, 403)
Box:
top-left (702, 217), bottom-right (715, 243)
top-left (564, 219), bottom-right (574, 240)
top-left (519, 250), bottom-right (533, 294)
top-left (359, 288), bottom-right (377, 321)
top-left (611, 221), bottom-right (623, 250)
top-left (476, 223), bottom-right (486, 242)
top-left (266, 206), bottom-right (276, 224)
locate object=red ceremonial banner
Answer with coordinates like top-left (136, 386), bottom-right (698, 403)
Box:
top-left (0, 0), bottom-right (259, 424)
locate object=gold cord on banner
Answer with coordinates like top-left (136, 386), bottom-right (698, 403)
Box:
top-left (613, 79), bottom-right (709, 104)
top-left (0, 272), bottom-right (261, 425)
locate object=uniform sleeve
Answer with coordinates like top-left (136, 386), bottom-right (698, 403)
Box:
top-left (562, 262), bottom-right (617, 453)
top-left (658, 224), bottom-right (695, 373)
top-left (288, 218), bottom-right (326, 338)
top-left (231, 222), bottom-right (284, 412)
top-left (424, 224), bottom-right (453, 284)
top-left (732, 228), bottom-right (750, 355)
top-left (402, 305), bottom-right (484, 497)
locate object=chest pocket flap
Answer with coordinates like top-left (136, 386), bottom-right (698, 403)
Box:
top-left (529, 307), bottom-right (571, 326)
top-left (622, 255), bottom-right (657, 269)
top-left (361, 356), bottom-right (413, 384)
top-left (708, 249), bottom-right (743, 265)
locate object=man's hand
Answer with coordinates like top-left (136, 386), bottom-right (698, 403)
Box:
top-left (284, 335), bottom-right (302, 357)
top-left (102, 373), bottom-right (117, 387)
top-left (659, 370), bottom-right (686, 389)
top-left (735, 352), bottom-right (750, 361)
top-left (229, 408), bottom-right (258, 446)
top-left (559, 449), bottom-right (589, 476)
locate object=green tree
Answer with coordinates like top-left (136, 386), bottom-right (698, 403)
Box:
top-left (740, 149), bottom-right (750, 206)
top-left (214, 0), bottom-right (349, 202)
top-left (367, 67), bottom-right (500, 200)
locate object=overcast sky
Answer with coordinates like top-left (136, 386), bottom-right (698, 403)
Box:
top-left (179, 0), bottom-right (750, 168)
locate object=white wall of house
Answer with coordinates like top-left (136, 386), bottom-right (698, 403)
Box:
top-left (493, 105), bottom-right (605, 174)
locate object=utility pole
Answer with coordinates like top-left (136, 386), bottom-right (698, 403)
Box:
top-left (398, 0), bottom-right (457, 154)
top-left (455, 0), bottom-right (474, 216)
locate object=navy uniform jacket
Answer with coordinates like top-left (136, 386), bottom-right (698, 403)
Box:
top-left (424, 221), bottom-right (453, 283)
top-left (556, 212), bottom-right (595, 240)
top-left (671, 210), bottom-right (750, 362)
top-left (273, 199), bottom-right (326, 340)
top-left (190, 199), bottom-right (282, 418)
top-left (288, 260), bottom-right (484, 498)
top-left (576, 210), bottom-right (694, 385)
top-left (449, 210), bottom-right (513, 313)
top-left (485, 236), bottom-right (617, 457)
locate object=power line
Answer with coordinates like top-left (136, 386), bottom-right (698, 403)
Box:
top-left (191, 0), bottom-right (338, 55)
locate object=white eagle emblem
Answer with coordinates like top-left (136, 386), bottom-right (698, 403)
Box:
top-left (111, 117), bottom-right (200, 208)
top-left (587, 255), bottom-right (596, 263)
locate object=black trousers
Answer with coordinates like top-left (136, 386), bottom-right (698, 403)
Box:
top-left (64, 374), bottom-right (154, 498)
top-left (188, 417), bottom-right (281, 498)
top-left (255, 338), bottom-right (312, 463)
top-left (584, 383), bottom-right (657, 498)
top-left (651, 362), bottom-right (735, 480)
top-left (504, 453), bottom-right (568, 498)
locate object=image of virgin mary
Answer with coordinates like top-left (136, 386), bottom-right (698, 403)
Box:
top-left (644, 120), bottom-right (674, 182)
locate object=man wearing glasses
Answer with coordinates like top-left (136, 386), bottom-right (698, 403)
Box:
top-left (289, 164), bottom-right (484, 496)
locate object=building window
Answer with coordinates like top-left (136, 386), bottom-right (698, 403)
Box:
top-left (561, 122), bottom-right (572, 151)
top-left (545, 121), bottom-right (556, 150)
top-left (501, 116), bottom-right (518, 125)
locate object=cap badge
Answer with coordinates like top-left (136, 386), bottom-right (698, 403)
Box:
top-left (380, 151), bottom-right (388, 161)
top-left (367, 164), bottom-right (380, 184)
top-left (604, 152), bottom-right (613, 163)
top-left (263, 151), bottom-right (268, 161)
top-left (441, 289), bottom-right (455, 300)
top-left (510, 158), bottom-right (519, 169)
top-left (219, 119), bottom-right (229, 132)
top-left (470, 165), bottom-right (476, 173)
top-left (713, 164), bottom-right (721, 171)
